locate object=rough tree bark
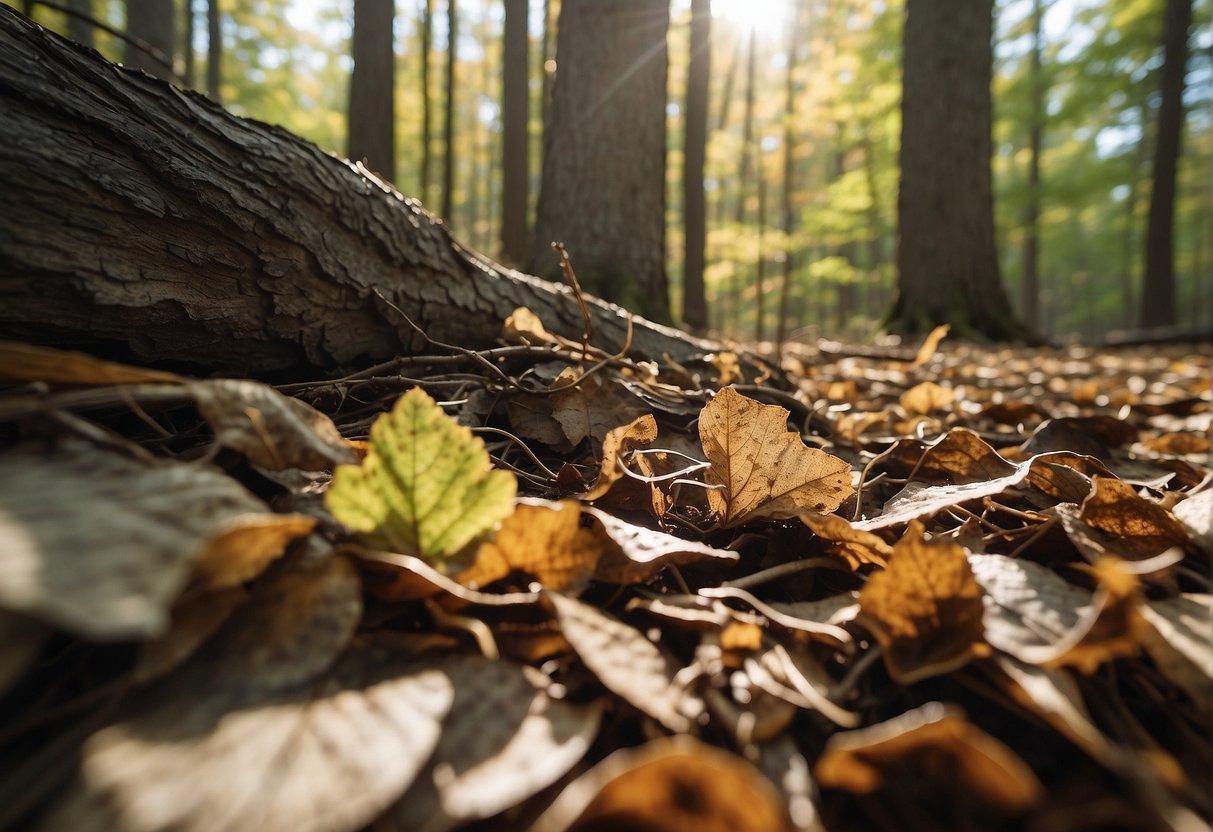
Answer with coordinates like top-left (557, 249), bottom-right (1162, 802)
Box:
top-left (499, 0), bottom-right (528, 266)
top-left (348, 0), bottom-right (396, 183)
top-left (0, 8), bottom-right (717, 379)
top-left (681, 0), bottom-right (710, 332)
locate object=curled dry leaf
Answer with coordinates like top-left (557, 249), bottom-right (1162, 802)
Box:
top-left (911, 323), bottom-right (950, 368)
top-left (0, 438), bottom-right (283, 640)
top-left (325, 387), bottom-right (516, 565)
top-left (1075, 477), bottom-right (1194, 561)
top-left (969, 553), bottom-right (1144, 673)
top-left (581, 413), bottom-right (658, 502)
top-left (550, 368), bottom-right (647, 447)
top-left (857, 522), bottom-right (990, 684)
top-left (0, 340), bottom-right (184, 385)
top-left (700, 387), bottom-right (853, 527)
top-left (190, 513), bottom-right (317, 591)
top-left (585, 506), bottom-right (738, 584)
top-left (800, 513), bottom-right (891, 568)
top-left (457, 499), bottom-right (602, 591)
top-left (188, 379), bottom-right (357, 470)
top-left (815, 702), bottom-right (1042, 814)
top-left (546, 591), bottom-right (701, 732)
top-left (502, 306), bottom-right (560, 347)
top-left (530, 735), bottom-right (793, 832)
top-left (386, 657), bottom-right (602, 832)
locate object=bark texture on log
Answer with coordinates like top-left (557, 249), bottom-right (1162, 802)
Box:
top-left (0, 8), bottom-right (715, 379)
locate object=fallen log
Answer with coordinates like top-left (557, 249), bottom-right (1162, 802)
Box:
top-left (0, 7), bottom-right (720, 379)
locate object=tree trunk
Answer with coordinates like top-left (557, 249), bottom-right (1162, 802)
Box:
top-left (66, 0), bottom-right (93, 48)
top-left (124, 0), bottom-right (174, 80)
top-left (419, 0), bottom-right (433, 205)
top-left (1140, 0), bottom-right (1193, 329)
top-left (775, 3), bottom-right (802, 351)
top-left (890, 0), bottom-right (1027, 340)
top-left (206, 0), bottom-right (220, 101)
top-left (500, 0), bottom-right (528, 266)
top-left (681, 0), bottom-right (710, 333)
top-left (1020, 0), bottom-right (1043, 333)
top-left (527, 0), bottom-right (671, 324)
top-left (348, 0), bottom-right (396, 183)
top-left (441, 0), bottom-right (457, 221)
top-left (0, 8), bottom-right (716, 379)
top-left (729, 27), bottom-right (757, 335)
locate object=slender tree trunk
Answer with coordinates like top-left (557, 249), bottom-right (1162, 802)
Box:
top-left (348, 0), bottom-right (396, 183)
top-left (66, 0), bottom-right (94, 48)
top-left (500, 0), bottom-right (529, 265)
top-left (124, 0), bottom-right (175, 80)
top-left (527, 0), bottom-right (671, 323)
top-left (890, 0), bottom-right (1026, 340)
top-left (1140, 0), bottom-right (1193, 329)
top-left (183, 0), bottom-right (195, 87)
top-left (418, 0), bottom-right (433, 205)
top-left (681, 0), bottom-right (710, 332)
top-left (205, 0), bottom-right (220, 101)
top-left (0, 8), bottom-right (718, 378)
top-left (441, 0), bottom-right (457, 220)
top-left (730, 28), bottom-right (757, 334)
top-left (1020, 0), bottom-right (1043, 332)
top-left (710, 29), bottom-right (742, 235)
top-left (775, 4), bottom-right (802, 350)
top-left (540, 0), bottom-right (554, 137)
top-left (754, 152), bottom-right (767, 342)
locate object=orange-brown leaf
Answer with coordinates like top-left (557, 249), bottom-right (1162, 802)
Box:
top-left (457, 499), bottom-right (602, 592)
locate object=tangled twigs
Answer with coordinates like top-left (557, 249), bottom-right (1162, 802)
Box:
top-left (551, 242), bottom-right (593, 361)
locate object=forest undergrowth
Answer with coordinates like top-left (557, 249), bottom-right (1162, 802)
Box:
top-left (0, 318), bottom-right (1209, 832)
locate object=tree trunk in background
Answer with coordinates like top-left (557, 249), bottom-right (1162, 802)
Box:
top-left (1020, 0), bottom-right (1043, 333)
top-left (348, 0), bottom-right (396, 183)
top-left (775, 3), bottom-right (802, 350)
top-left (754, 155), bottom-right (767, 342)
top-left (124, 0), bottom-right (175, 80)
top-left (441, 0), bottom-right (457, 220)
top-left (419, 0), bottom-right (433, 205)
top-left (890, 0), bottom-right (1026, 340)
top-left (681, 0), bottom-right (710, 332)
top-left (0, 8), bottom-right (718, 378)
top-left (730, 28), bottom-right (757, 333)
top-left (1140, 0), bottom-right (1193, 329)
top-left (183, 0), bottom-right (195, 87)
top-left (527, 0), bottom-right (671, 323)
top-left (66, 0), bottom-right (93, 48)
top-left (500, 0), bottom-right (528, 266)
top-left (206, 0), bottom-right (220, 100)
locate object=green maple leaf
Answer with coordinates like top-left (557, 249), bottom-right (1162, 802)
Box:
top-left (325, 387), bottom-right (516, 562)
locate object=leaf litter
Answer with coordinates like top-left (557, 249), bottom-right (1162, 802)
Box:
top-left (0, 327), bottom-right (1210, 831)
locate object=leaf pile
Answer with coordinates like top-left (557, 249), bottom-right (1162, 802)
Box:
top-left (0, 328), bottom-right (1209, 832)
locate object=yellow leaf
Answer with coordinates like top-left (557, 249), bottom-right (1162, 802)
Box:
top-left (857, 521), bottom-right (990, 683)
top-left (699, 387), bottom-right (853, 527)
top-left (899, 380), bottom-right (955, 416)
top-left (325, 387), bottom-right (516, 565)
top-left (457, 499), bottom-right (602, 591)
top-left (911, 324), bottom-right (950, 368)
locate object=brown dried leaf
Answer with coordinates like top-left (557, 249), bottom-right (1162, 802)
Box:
top-left (531, 736), bottom-right (793, 832)
top-left (0, 438), bottom-right (277, 639)
top-left (191, 513), bottom-right (316, 591)
top-left (547, 591), bottom-right (700, 732)
top-left (815, 703), bottom-right (1042, 813)
top-left (457, 499), bottom-right (602, 591)
top-left (899, 381), bottom-right (955, 416)
top-left (700, 387), bottom-right (853, 527)
top-left (550, 369), bottom-right (647, 447)
top-left (587, 506), bottom-right (738, 583)
top-left (385, 658), bottom-right (601, 832)
top-left (188, 379), bottom-right (357, 470)
top-left (502, 306), bottom-right (560, 347)
top-left (506, 394), bottom-right (573, 449)
top-left (582, 414), bottom-right (658, 502)
top-left (857, 522), bottom-right (990, 684)
top-left (911, 324), bottom-right (950, 368)
top-left (709, 351), bottom-right (743, 385)
top-left (800, 513), bottom-right (891, 568)
top-left (1139, 594), bottom-right (1212, 719)
top-left (0, 341), bottom-right (184, 385)
top-left (1076, 477), bottom-right (1194, 561)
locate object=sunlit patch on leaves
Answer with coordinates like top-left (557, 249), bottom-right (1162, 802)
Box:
top-left (1072, 477), bottom-right (1194, 561)
top-left (1139, 594), bottom-right (1213, 720)
top-left (815, 703), bottom-right (1042, 813)
top-left (457, 499), bottom-right (602, 591)
top-left (531, 736), bottom-right (793, 832)
top-left (857, 522), bottom-right (990, 683)
top-left (190, 513), bottom-right (316, 591)
top-left (325, 387), bottom-right (516, 565)
top-left (899, 380), bottom-right (954, 416)
top-left (700, 387), bottom-right (853, 527)
top-left (587, 506), bottom-right (738, 583)
top-left (1171, 490), bottom-right (1213, 555)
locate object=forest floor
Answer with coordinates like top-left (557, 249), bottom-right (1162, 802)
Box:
top-left (0, 328), bottom-right (1209, 832)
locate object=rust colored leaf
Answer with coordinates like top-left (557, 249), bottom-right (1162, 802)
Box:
top-left (457, 499), bottom-right (602, 592)
top-left (1074, 477), bottom-right (1193, 561)
top-left (587, 506), bottom-right (738, 583)
top-left (191, 513), bottom-right (316, 591)
top-left (857, 522), bottom-right (990, 683)
top-left (547, 591), bottom-right (701, 732)
top-left (189, 379), bottom-right (357, 470)
top-left (700, 387), bottom-right (853, 527)
top-left (815, 703), bottom-right (1042, 813)
top-left (800, 513), bottom-right (891, 568)
top-left (531, 736), bottom-right (793, 832)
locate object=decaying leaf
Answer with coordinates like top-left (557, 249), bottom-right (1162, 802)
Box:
top-left (325, 387), bottom-right (516, 564)
top-left (385, 657), bottom-right (601, 832)
top-left (190, 513), bottom-right (317, 591)
top-left (502, 306), bottom-right (561, 347)
top-left (899, 380), bottom-right (954, 415)
top-left (857, 522), bottom-right (990, 683)
top-left (531, 735), bottom-right (793, 832)
top-left (546, 591), bottom-right (701, 732)
top-left (0, 341), bottom-right (184, 385)
top-left (815, 702), bottom-right (1042, 813)
top-left (188, 379), bottom-right (357, 470)
top-left (911, 324), bottom-right (950, 368)
top-left (1139, 594), bottom-right (1212, 719)
top-left (800, 513), bottom-right (891, 568)
top-left (550, 368), bottom-right (647, 447)
top-left (700, 387), bottom-right (853, 527)
top-left (1074, 477), bottom-right (1194, 561)
top-left (0, 438), bottom-right (284, 639)
top-left (581, 413), bottom-right (659, 502)
top-left (587, 506), bottom-right (739, 583)
top-left (457, 499), bottom-right (602, 591)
